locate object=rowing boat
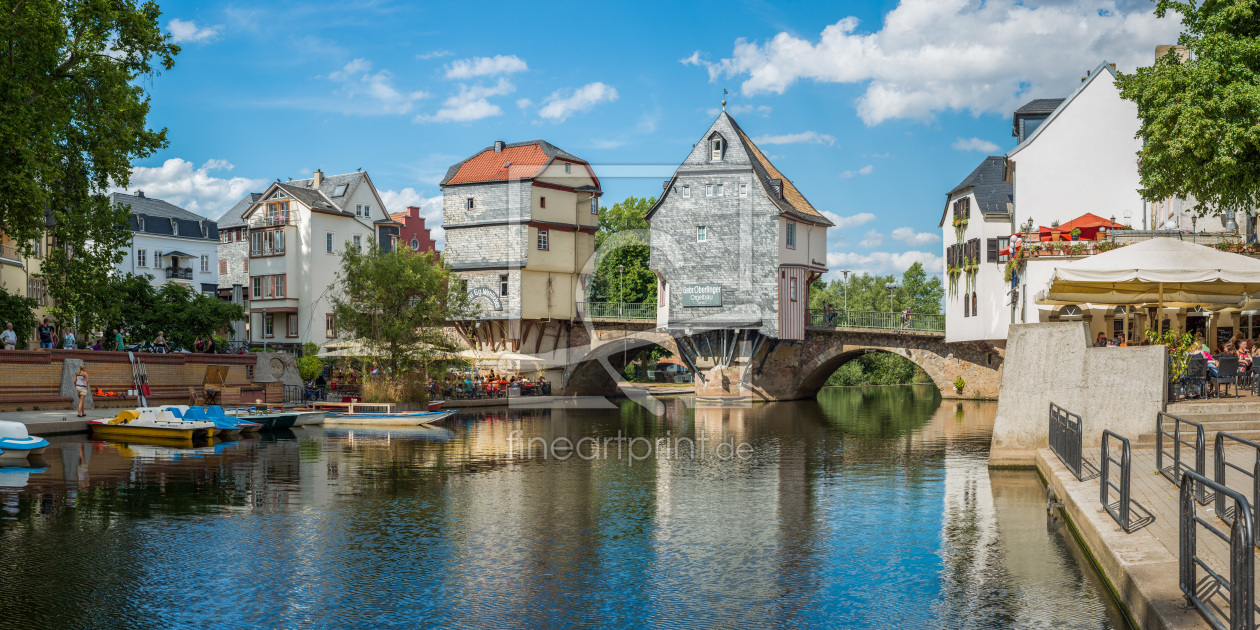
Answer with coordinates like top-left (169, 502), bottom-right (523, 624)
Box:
top-left (324, 409), bottom-right (457, 426)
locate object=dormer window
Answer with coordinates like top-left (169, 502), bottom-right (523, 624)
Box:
top-left (711, 135), bottom-right (725, 160)
top-left (137, 216), bottom-right (145, 231)
top-left (171, 219), bottom-right (179, 235)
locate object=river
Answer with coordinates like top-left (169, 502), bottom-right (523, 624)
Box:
top-left (0, 385), bottom-right (1129, 629)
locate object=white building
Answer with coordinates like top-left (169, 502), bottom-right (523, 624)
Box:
top-left (240, 170), bottom-right (400, 350)
top-left (113, 191), bottom-right (220, 295)
top-left (939, 156), bottom-right (1013, 343)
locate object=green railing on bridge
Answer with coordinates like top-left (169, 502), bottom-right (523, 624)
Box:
top-left (807, 309), bottom-right (945, 333)
top-left (581, 302), bottom-right (657, 320)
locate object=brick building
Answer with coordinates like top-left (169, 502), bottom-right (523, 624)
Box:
top-left (389, 205), bottom-right (440, 257)
top-left (646, 109), bottom-right (831, 343)
top-left (440, 140), bottom-right (601, 352)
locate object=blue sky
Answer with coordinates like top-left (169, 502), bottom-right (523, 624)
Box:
top-left (129, 0), bottom-right (1181, 279)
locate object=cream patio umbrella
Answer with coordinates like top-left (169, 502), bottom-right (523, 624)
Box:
top-left (1037, 238), bottom-right (1260, 308)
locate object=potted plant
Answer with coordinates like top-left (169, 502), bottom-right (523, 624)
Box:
top-left (1068, 242), bottom-right (1085, 255)
top-left (952, 375), bottom-right (966, 394)
top-left (1070, 227), bottom-right (1081, 241)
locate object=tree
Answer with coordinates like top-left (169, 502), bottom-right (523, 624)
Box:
top-left (105, 274), bottom-right (244, 350)
top-left (588, 196), bottom-right (657, 304)
top-left (330, 240), bottom-right (473, 399)
top-left (809, 263), bottom-right (943, 314)
top-left (0, 286), bottom-right (38, 349)
top-left (1, 2), bottom-right (179, 331)
top-left (1115, 2), bottom-right (1260, 218)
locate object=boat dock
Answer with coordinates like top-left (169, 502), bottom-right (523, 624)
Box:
top-left (0, 410), bottom-right (90, 436)
top-left (1038, 404), bottom-right (1260, 630)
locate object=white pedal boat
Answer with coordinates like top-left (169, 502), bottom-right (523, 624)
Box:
top-left (89, 409), bottom-right (216, 441)
top-left (0, 420), bottom-right (49, 460)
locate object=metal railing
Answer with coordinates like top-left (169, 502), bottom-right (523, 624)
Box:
top-left (1101, 429), bottom-right (1132, 532)
top-left (283, 384), bottom-right (303, 405)
top-left (1158, 412), bottom-right (1208, 504)
top-left (165, 267), bottom-right (193, 280)
top-left (1215, 432), bottom-right (1260, 536)
top-left (581, 302), bottom-right (657, 320)
top-left (806, 309), bottom-right (946, 333)
top-left (1180, 470), bottom-right (1256, 630)
top-left (1049, 402), bottom-right (1084, 481)
top-left (248, 213), bottom-right (299, 228)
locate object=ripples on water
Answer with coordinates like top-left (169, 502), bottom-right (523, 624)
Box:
top-left (0, 385), bottom-right (1129, 629)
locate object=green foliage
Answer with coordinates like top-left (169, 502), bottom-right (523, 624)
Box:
top-left (1116, 1), bottom-right (1260, 216)
top-left (825, 352), bottom-right (932, 386)
top-left (1, 2), bottom-right (180, 328)
top-left (588, 196), bottom-right (657, 304)
top-left (331, 239), bottom-right (473, 384)
top-left (809, 262), bottom-right (944, 314)
top-left (107, 274), bottom-right (244, 351)
top-left (952, 375), bottom-right (966, 391)
top-left (0, 286), bottom-right (38, 349)
top-left (1146, 327), bottom-right (1198, 382)
top-left (297, 355), bottom-right (324, 382)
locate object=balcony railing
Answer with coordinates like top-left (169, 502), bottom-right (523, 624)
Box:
top-left (806, 309), bottom-right (945, 333)
top-left (165, 267), bottom-right (193, 280)
top-left (0, 244), bottom-right (21, 264)
top-left (248, 213), bottom-right (299, 228)
top-left (581, 302), bottom-right (657, 320)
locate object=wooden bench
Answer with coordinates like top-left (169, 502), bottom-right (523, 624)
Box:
top-left (0, 384), bottom-right (72, 404)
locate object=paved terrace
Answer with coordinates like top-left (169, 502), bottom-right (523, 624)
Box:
top-left (1041, 438), bottom-right (1260, 630)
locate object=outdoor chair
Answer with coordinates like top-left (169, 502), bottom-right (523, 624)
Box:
top-left (187, 386), bottom-right (205, 407)
top-left (1211, 356), bottom-right (1241, 398)
top-left (1182, 356), bottom-right (1208, 400)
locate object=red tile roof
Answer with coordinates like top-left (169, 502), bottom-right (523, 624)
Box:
top-left (445, 144), bottom-right (553, 185)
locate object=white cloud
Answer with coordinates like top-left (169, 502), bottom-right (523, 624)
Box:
top-left (327, 58), bottom-right (428, 114)
top-left (445, 55), bottom-right (528, 79)
top-left (168, 18), bottom-right (221, 43)
top-left (692, 1), bottom-right (1180, 124)
top-left (753, 131), bottom-right (836, 146)
top-left (823, 211), bottom-right (876, 229)
top-left (840, 164), bottom-right (874, 178)
top-left (417, 50), bottom-right (453, 60)
top-left (891, 227), bottom-right (941, 245)
top-left (858, 229), bottom-right (885, 248)
top-left (826, 250), bottom-right (944, 277)
top-left (378, 188), bottom-right (445, 247)
top-left (116, 159), bottom-right (268, 221)
top-left (516, 98), bottom-right (534, 109)
top-left (953, 137), bottom-right (1001, 152)
top-left (538, 82), bottom-right (619, 122)
top-left (416, 78), bottom-right (514, 123)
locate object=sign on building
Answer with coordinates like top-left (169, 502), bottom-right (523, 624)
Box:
top-left (680, 284), bottom-right (723, 307)
top-left (469, 286), bottom-right (503, 311)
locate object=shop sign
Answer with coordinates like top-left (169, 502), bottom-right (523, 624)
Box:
top-left (680, 284), bottom-right (722, 307)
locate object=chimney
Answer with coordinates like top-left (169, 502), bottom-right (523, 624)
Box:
top-left (494, 140), bottom-right (505, 153)
top-left (135, 190), bottom-right (145, 198)
top-left (663, 180), bottom-right (670, 190)
top-left (313, 169), bottom-right (324, 188)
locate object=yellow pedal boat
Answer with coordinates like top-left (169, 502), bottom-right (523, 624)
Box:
top-left (88, 409), bottom-right (216, 441)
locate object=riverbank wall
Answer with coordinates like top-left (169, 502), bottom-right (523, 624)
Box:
top-left (989, 323), bottom-right (1166, 467)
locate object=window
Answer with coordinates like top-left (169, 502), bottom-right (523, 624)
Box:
top-left (27, 278), bottom-right (45, 306)
top-left (411, 237), bottom-right (420, 251)
top-left (537, 230), bottom-right (549, 251)
top-left (739, 183), bottom-right (748, 197)
top-left (466, 197), bottom-right (475, 211)
top-left (564, 163), bottom-right (571, 174)
top-left (326, 232), bottom-right (334, 254)
top-left (682, 185), bottom-right (690, 198)
top-left (333, 184), bottom-right (348, 197)
top-left (712, 137), bottom-right (723, 160)
top-left (697, 226), bottom-right (707, 242)
top-left (716, 183), bottom-right (724, 196)
top-left (252, 276), bottom-right (262, 300)
top-left (172, 221), bottom-right (179, 236)
top-left (355, 204), bottom-right (363, 217)
top-left (275, 274), bottom-right (285, 298)
top-left (251, 275), bottom-right (286, 300)
top-left (250, 229), bottom-right (284, 256)
top-left (137, 216), bottom-right (145, 231)
top-left (219, 259), bottom-right (228, 275)
top-left (964, 293), bottom-right (970, 317)
top-left (786, 222), bottom-right (796, 249)
top-left (221, 232), bottom-right (231, 244)
top-left (353, 235), bottom-right (361, 251)
top-left (263, 313), bottom-right (274, 338)
top-left (540, 196), bottom-right (546, 209)
top-left (326, 313), bottom-right (336, 338)
top-left (136, 249), bottom-right (147, 267)
top-left (32, 237), bottom-right (40, 259)
top-left (499, 274), bottom-right (509, 297)
top-left (155, 250), bottom-right (163, 266)
top-left (790, 277), bottom-right (798, 301)
top-left (706, 184), bottom-right (713, 197)
top-left (590, 198), bottom-right (598, 215)
top-left (363, 204), bottom-right (371, 218)
top-left (201, 255), bottom-right (210, 272)
top-left (997, 237), bottom-right (1010, 263)
top-left (286, 313), bottom-right (298, 338)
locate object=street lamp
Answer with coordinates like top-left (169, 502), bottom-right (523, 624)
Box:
top-left (840, 269), bottom-right (851, 325)
top-left (886, 282), bottom-right (899, 314)
top-left (618, 264), bottom-right (626, 319)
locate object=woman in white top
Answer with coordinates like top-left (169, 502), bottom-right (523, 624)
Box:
top-left (63, 328), bottom-right (76, 350)
top-left (74, 365), bottom-right (89, 417)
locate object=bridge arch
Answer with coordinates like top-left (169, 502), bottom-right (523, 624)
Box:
top-left (560, 330), bottom-right (679, 396)
top-left (792, 346), bottom-right (943, 399)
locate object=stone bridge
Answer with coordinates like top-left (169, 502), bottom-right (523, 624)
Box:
top-left (558, 321), bottom-right (1003, 401)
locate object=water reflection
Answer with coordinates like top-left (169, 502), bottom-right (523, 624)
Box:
top-left (0, 387), bottom-right (1128, 629)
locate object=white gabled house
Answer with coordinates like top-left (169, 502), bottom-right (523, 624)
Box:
top-left (113, 191), bottom-right (221, 295)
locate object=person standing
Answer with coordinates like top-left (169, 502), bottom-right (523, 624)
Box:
top-left (193, 335), bottom-right (206, 353)
top-left (900, 307), bottom-right (912, 331)
top-left (74, 365), bottom-right (89, 417)
top-left (113, 329), bottom-right (124, 351)
top-left (0, 322), bottom-right (15, 350)
top-left (62, 327), bottom-right (75, 350)
top-left (37, 319), bottom-right (54, 349)
top-left (205, 335), bottom-right (217, 354)
top-left (152, 331), bottom-right (169, 354)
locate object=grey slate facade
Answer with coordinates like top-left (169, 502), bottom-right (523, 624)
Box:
top-left (647, 111), bottom-right (832, 340)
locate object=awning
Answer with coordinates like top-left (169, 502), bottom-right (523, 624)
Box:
top-left (1036, 213), bottom-right (1128, 242)
top-left (161, 250), bottom-right (193, 259)
top-left (1038, 238), bottom-right (1260, 305)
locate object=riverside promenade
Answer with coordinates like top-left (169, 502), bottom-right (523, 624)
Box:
top-left (1038, 403), bottom-right (1260, 630)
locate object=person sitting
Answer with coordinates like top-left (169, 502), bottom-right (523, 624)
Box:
top-left (91, 338), bottom-right (103, 351)
top-left (1093, 332), bottom-right (1108, 347)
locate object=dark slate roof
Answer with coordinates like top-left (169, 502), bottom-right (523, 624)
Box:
top-left (939, 156), bottom-right (1012, 225)
top-left (274, 182), bottom-right (344, 213)
top-left (283, 171), bottom-right (371, 213)
top-left (113, 192), bottom-right (219, 241)
top-left (440, 139), bottom-right (588, 186)
top-left (217, 193), bottom-right (262, 228)
top-left (1014, 98), bottom-right (1065, 115)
